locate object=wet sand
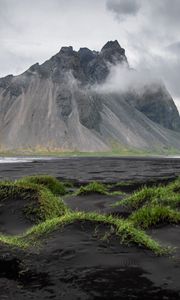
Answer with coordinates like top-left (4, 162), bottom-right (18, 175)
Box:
top-left (0, 156), bottom-right (180, 183)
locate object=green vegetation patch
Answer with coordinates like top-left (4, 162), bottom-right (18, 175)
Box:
top-left (76, 181), bottom-right (124, 196)
top-left (129, 205), bottom-right (180, 229)
top-left (168, 177), bottom-right (180, 193)
top-left (0, 234), bottom-right (28, 249)
top-left (76, 182), bottom-right (109, 195)
top-left (26, 212), bottom-right (167, 255)
top-left (0, 180), bottom-right (67, 223)
top-left (113, 177), bottom-right (180, 210)
top-left (17, 175), bottom-right (67, 195)
top-left (1, 176), bottom-right (179, 256)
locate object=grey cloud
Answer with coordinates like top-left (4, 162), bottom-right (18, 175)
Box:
top-left (133, 51), bottom-right (180, 111)
top-left (151, 0), bottom-right (180, 27)
top-left (0, 0), bottom-right (106, 77)
top-left (105, 0), bottom-right (180, 110)
top-left (106, 0), bottom-right (141, 18)
top-left (166, 42), bottom-right (180, 56)
top-left (93, 63), bottom-right (156, 95)
top-left (106, 0), bottom-right (180, 34)
top-left (0, 0), bottom-right (180, 112)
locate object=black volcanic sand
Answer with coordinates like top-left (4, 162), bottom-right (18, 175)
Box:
top-left (64, 193), bottom-right (131, 218)
top-left (0, 156), bottom-right (180, 183)
top-left (0, 157), bottom-right (180, 299)
top-left (0, 197), bottom-right (33, 235)
top-left (0, 222), bottom-right (180, 300)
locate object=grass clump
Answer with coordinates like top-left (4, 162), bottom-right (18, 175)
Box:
top-left (34, 186), bottom-right (68, 220)
top-left (113, 186), bottom-right (161, 209)
top-left (76, 182), bottom-right (109, 195)
top-left (129, 205), bottom-right (180, 229)
top-left (113, 178), bottom-right (180, 210)
top-left (76, 181), bottom-right (124, 196)
top-left (0, 181), bottom-right (67, 222)
top-left (17, 175), bottom-right (67, 195)
top-left (1, 177), bottom-right (179, 255)
top-left (0, 234), bottom-right (28, 249)
top-left (168, 177), bottom-right (180, 194)
top-left (26, 212), bottom-right (167, 255)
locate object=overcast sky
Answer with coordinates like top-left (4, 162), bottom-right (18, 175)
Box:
top-left (0, 0), bottom-right (180, 111)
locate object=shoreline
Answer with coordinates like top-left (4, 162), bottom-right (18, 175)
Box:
top-left (0, 156), bottom-right (179, 183)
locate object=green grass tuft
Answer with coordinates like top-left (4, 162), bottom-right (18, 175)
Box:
top-left (76, 182), bottom-right (124, 196)
top-left (76, 182), bottom-right (109, 195)
top-left (16, 175), bottom-right (67, 195)
top-left (25, 212), bottom-right (167, 255)
top-left (0, 180), bottom-right (68, 223)
top-left (113, 178), bottom-right (180, 210)
top-left (0, 234), bottom-right (28, 248)
top-left (129, 205), bottom-right (180, 229)
top-left (168, 177), bottom-right (180, 194)
top-left (36, 186), bottom-right (68, 220)
top-left (0, 177), bottom-right (178, 255)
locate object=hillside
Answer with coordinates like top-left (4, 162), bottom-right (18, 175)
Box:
top-left (0, 40), bottom-right (180, 152)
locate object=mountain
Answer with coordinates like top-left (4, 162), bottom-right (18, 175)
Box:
top-left (0, 40), bottom-right (180, 152)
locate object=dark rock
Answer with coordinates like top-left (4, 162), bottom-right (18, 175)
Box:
top-left (100, 40), bottom-right (127, 64)
top-left (124, 85), bottom-right (180, 131)
top-left (3, 82), bottom-right (22, 98)
top-left (76, 91), bottom-right (102, 130)
top-left (78, 47), bottom-right (96, 76)
top-left (0, 75), bottom-right (13, 89)
top-left (26, 63), bottom-right (40, 74)
top-left (0, 40), bottom-right (179, 151)
top-left (85, 40), bottom-right (128, 83)
top-left (60, 46), bottom-right (74, 54)
top-left (56, 89), bottom-right (72, 120)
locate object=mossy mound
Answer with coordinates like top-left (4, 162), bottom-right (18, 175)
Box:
top-left (76, 182), bottom-right (109, 195)
top-left (16, 175), bottom-right (67, 196)
top-left (1, 176), bottom-right (179, 256)
top-left (112, 177), bottom-right (180, 230)
top-left (114, 177), bottom-right (180, 210)
top-left (76, 182), bottom-right (123, 196)
top-left (25, 212), bottom-right (167, 255)
top-left (129, 205), bottom-right (180, 229)
top-left (0, 180), bottom-right (67, 235)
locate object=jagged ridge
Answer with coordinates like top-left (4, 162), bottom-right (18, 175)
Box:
top-left (0, 40), bottom-right (180, 152)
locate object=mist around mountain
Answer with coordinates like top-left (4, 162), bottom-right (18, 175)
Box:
top-left (0, 40), bottom-right (180, 153)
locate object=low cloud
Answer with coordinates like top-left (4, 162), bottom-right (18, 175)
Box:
top-left (92, 59), bottom-right (180, 114)
top-left (105, 0), bottom-right (180, 111)
top-left (93, 62), bottom-right (157, 95)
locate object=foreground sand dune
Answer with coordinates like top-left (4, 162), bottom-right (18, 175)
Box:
top-left (0, 157), bottom-right (179, 299)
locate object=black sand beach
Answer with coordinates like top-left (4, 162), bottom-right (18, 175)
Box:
top-left (0, 156), bottom-right (180, 183)
top-left (0, 157), bottom-right (180, 300)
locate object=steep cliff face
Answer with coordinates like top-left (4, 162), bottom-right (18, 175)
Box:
top-left (0, 40), bottom-right (179, 152)
top-left (124, 85), bottom-right (180, 132)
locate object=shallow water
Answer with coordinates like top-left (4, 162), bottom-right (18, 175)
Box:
top-left (0, 157), bottom-right (55, 163)
top-left (0, 155), bottom-right (180, 164)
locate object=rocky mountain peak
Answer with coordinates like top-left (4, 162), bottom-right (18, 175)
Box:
top-left (36, 40), bottom-right (128, 84)
top-left (100, 40), bottom-right (127, 64)
top-left (60, 46), bottom-right (74, 55)
top-left (101, 40), bottom-right (121, 52)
